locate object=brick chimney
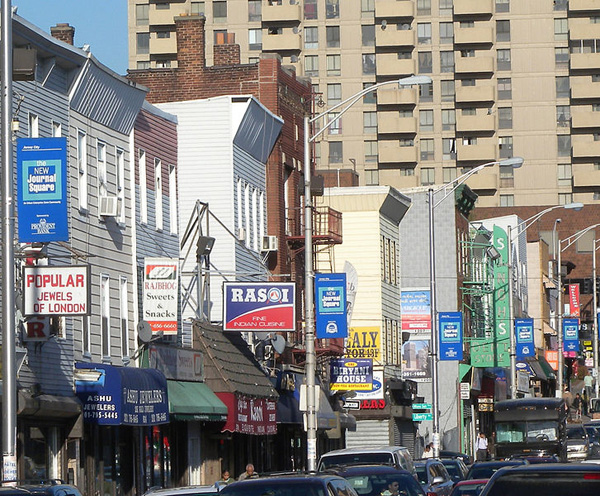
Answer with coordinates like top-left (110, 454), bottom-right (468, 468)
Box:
top-left (175, 14), bottom-right (206, 72)
top-left (50, 23), bottom-right (75, 45)
top-left (214, 33), bottom-right (240, 66)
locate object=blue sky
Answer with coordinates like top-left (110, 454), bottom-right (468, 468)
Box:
top-left (14, 0), bottom-right (128, 75)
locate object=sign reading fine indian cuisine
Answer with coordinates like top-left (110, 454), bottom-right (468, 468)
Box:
top-left (330, 358), bottom-right (373, 391)
top-left (222, 282), bottom-right (296, 331)
top-left (17, 137), bottom-right (68, 243)
top-left (143, 258), bottom-right (179, 335)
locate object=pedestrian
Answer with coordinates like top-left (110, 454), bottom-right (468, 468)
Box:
top-left (475, 432), bottom-right (488, 462)
top-left (219, 469), bottom-right (234, 485)
top-left (422, 444), bottom-right (433, 459)
top-left (573, 393), bottom-right (582, 420)
top-left (562, 385), bottom-right (573, 418)
top-left (238, 463), bottom-right (259, 481)
top-left (584, 373), bottom-right (594, 406)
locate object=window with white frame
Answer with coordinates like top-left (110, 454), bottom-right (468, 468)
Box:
top-left (500, 194), bottom-right (514, 206)
top-left (440, 22), bottom-right (453, 44)
top-left (442, 109), bottom-right (455, 130)
top-left (365, 140), bottom-right (378, 163)
top-left (136, 4), bottom-right (149, 25)
top-left (248, 28), bottom-right (262, 50)
top-left (365, 169), bottom-right (379, 186)
top-left (443, 167), bottom-right (457, 183)
top-left (101, 274), bottom-right (110, 358)
top-left (420, 109), bottom-right (434, 131)
top-left (439, 0), bottom-right (453, 17)
top-left (97, 141), bottom-right (107, 198)
top-left (244, 183), bottom-right (250, 247)
top-left (305, 55), bottom-right (319, 76)
top-left (420, 139), bottom-right (434, 161)
top-left (116, 148), bottom-right (125, 223)
top-left (169, 165), bottom-right (177, 234)
top-left (421, 167), bottom-right (435, 185)
top-left (305, 27), bottom-right (318, 49)
top-left (237, 179), bottom-right (243, 236)
top-left (252, 188), bottom-right (258, 251)
top-left (363, 111), bottom-right (377, 134)
top-left (441, 80), bottom-right (455, 101)
top-left (417, 23), bottom-right (431, 44)
top-left (417, 0), bottom-right (431, 15)
top-left (555, 18), bottom-right (568, 41)
top-left (328, 83), bottom-right (341, 105)
top-left (259, 191), bottom-right (265, 245)
top-left (443, 138), bottom-right (456, 160)
top-left (361, 0), bottom-right (374, 16)
top-left (558, 193), bottom-right (573, 205)
top-left (328, 112), bottom-right (341, 135)
top-left (77, 130), bottom-right (88, 211)
top-left (139, 149), bottom-right (148, 224)
top-left (558, 163), bottom-right (572, 187)
top-left (28, 113), bottom-right (39, 138)
top-left (155, 158), bottom-right (163, 230)
top-left (120, 277), bottom-right (129, 359)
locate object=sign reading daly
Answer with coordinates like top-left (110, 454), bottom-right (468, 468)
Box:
top-left (23, 265), bottom-right (90, 316)
top-left (223, 282), bottom-right (295, 331)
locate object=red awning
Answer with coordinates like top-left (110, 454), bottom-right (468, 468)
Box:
top-left (217, 392), bottom-right (277, 435)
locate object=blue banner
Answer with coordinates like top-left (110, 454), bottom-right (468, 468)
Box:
top-left (330, 358), bottom-right (372, 390)
top-left (315, 273), bottom-right (347, 338)
top-left (563, 318), bottom-right (580, 352)
top-left (515, 318), bottom-right (535, 358)
top-left (439, 312), bottom-right (463, 360)
top-left (17, 137), bottom-right (69, 242)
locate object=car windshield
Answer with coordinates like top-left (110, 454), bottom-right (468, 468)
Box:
top-left (222, 481), bottom-right (326, 496)
top-left (484, 473), bottom-right (598, 496)
top-left (442, 463), bottom-right (461, 479)
top-left (451, 483), bottom-right (487, 496)
top-left (414, 467), bottom-right (428, 486)
top-left (495, 420), bottom-right (557, 443)
top-left (320, 454), bottom-right (394, 469)
top-left (343, 474), bottom-right (423, 496)
top-left (567, 427), bottom-right (587, 440)
top-left (467, 465), bottom-right (516, 480)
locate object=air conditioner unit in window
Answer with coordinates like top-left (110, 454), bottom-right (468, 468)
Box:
top-left (261, 235), bottom-right (278, 252)
top-left (238, 227), bottom-right (246, 241)
top-left (99, 196), bottom-right (121, 217)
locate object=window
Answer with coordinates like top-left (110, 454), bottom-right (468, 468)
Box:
top-left (462, 108), bottom-right (476, 116)
top-left (327, 26), bottom-right (340, 48)
top-left (421, 167), bottom-right (435, 185)
top-left (136, 32), bottom-right (149, 55)
top-left (101, 274), bottom-right (110, 358)
top-left (305, 55), bottom-right (318, 76)
top-left (417, 23), bottom-right (432, 45)
top-left (362, 25), bottom-right (375, 46)
top-left (497, 20), bottom-right (510, 42)
top-left (363, 83), bottom-right (376, 104)
top-left (248, 0), bottom-right (261, 21)
top-left (328, 54), bottom-right (342, 76)
top-left (97, 141), bottom-right (107, 199)
top-left (441, 80), bottom-right (455, 101)
top-left (362, 54), bottom-right (375, 74)
top-left (439, 0), bottom-right (453, 16)
top-left (499, 136), bottom-right (513, 158)
top-left (555, 19), bottom-right (568, 41)
top-left (462, 78), bottom-right (475, 87)
top-left (557, 105), bottom-right (571, 127)
top-left (249, 28), bottom-right (262, 50)
top-left (553, 78), bottom-right (570, 102)
top-left (460, 21), bottom-right (474, 28)
top-left (397, 51), bottom-right (411, 59)
top-left (116, 148), bottom-right (125, 224)
top-left (155, 59), bottom-right (172, 68)
top-left (558, 135), bottom-right (571, 156)
top-left (213, 1), bottom-right (227, 22)
top-left (52, 121), bottom-right (61, 137)
top-left (497, 49), bottom-right (511, 70)
top-left (328, 83), bottom-right (341, 105)
top-left (365, 169), bottom-right (379, 185)
top-left (442, 109), bottom-right (455, 130)
top-left (365, 141), bottom-right (378, 163)
top-left (417, 0), bottom-right (431, 15)
top-left (364, 112), bottom-right (377, 134)
top-left (461, 49), bottom-right (475, 58)
top-left (305, 27), bottom-right (318, 49)
top-left (419, 52), bottom-right (432, 73)
top-left (328, 112), bottom-right (341, 135)
top-left (305, 0), bottom-right (317, 20)
top-left (155, 3), bottom-right (169, 9)
top-left (498, 78), bottom-right (512, 99)
top-left (329, 142), bottom-right (343, 163)
top-left (443, 138), bottom-right (456, 160)
top-left (191, 2), bottom-right (205, 15)
top-left (440, 51), bottom-right (454, 72)
top-left (558, 163), bottom-right (572, 187)
top-left (400, 167), bottom-right (414, 176)
top-left (420, 83), bottom-right (433, 103)
top-left (421, 139), bottom-right (434, 161)
top-left (156, 30), bottom-right (171, 39)
top-left (136, 4), bottom-right (149, 25)
top-left (139, 149), bottom-right (148, 225)
top-left (496, 0), bottom-right (509, 13)
top-left (559, 193), bottom-right (573, 205)
top-left (443, 167), bottom-right (457, 183)
top-left (28, 113), bottom-right (38, 138)
top-left (463, 137), bottom-right (478, 145)
top-left (361, 0), bottom-right (374, 17)
top-left (137, 61), bottom-right (150, 70)
top-left (120, 277), bottom-right (129, 359)
top-left (326, 0), bottom-right (339, 19)
top-left (440, 22), bottom-right (453, 44)
top-left (77, 130), bottom-right (87, 211)
top-left (498, 107), bottom-right (512, 129)
top-left (155, 158), bottom-right (163, 230)
top-left (555, 47), bottom-right (569, 67)
top-left (499, 164), bottom-right (515, 187)
top-left (500, 194), bottom-right (514, 207)
top-left (420, 110), bottom-right (434, 131)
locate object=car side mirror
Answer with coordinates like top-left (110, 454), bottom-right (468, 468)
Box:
top-left (431, 476), bottom-right (445, 485)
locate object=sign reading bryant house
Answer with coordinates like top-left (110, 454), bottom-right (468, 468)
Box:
top-left (144, 258), bottom-right (179, 335)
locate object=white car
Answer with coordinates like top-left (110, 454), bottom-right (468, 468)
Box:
top-left (143, 485), bottom-right (221, 496)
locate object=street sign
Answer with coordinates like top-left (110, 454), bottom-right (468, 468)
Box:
top-left (412, 403), bottom-right (432, 410)
top-left (412, 412), bottom-right (433, 421)
top-left (460, 382), bottom-right (470, 400)
top-left (343, 399), bottom-right (360, 410)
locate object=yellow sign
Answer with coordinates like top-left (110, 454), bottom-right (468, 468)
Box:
top-left (346, 326), bottom-right (381, 362)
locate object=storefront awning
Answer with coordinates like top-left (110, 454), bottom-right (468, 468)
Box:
top-left (277, 392), bottom-right (302, 424)
top-left (75, 363), bottom-right (169, 426)
top-left (167, 380), bottom-right (227, 422)
top-left (516, 358), bottom-right (548, 380)
top-left (538, 354), bottom-right (557, 379)
top-left (318, 389), bottom-right (338, 430)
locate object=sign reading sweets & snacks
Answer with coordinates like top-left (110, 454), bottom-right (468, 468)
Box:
top-left (143, 258), bottom-right (179, 335)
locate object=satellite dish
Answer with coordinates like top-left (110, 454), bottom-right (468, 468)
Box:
top-left (254, 331), bottom-right (271, 341)
top-left (271, 334), bottom-right (286, 354)
top-left (137, 320), bottom-right (153, 344)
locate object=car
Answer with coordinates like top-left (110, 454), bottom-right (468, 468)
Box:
top-left (318, 446), bottom-right (416, 477)
top-left (439, 458), bottom-right (469, 484)
top-left (413, 460), bottom-right (453, 496)
top-left (143, 486), bottom-right (221, 496)
top-left (321, 465), bottom-right (426, 496)
top-left (583, 423), bottom-right (600, 459)
top-left (220, 473), bottom-right (359, 496)
top-left (508, 454), bottom-right (560, 464)
top-left (477, 463), bottom-right (600, 496)
top-left (439, 452), bottom-right (471, 466)
top-left (448, 479), bottom-right (488, 496)
top-left (566, 424), bottom-right (591, 461)
top-left (0, 481), bottom-right (83, 496)
top-left (465, 460), bottom-right (528, 480)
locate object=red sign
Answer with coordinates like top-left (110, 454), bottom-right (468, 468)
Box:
top-left (545, 350), bottom-right (558, 371)
top-left (217, 393), bottom-right (277, 435)
top-left (569, 284), bottom-right (580, 317)
top-left (360, 399), bottom-right (386, 410)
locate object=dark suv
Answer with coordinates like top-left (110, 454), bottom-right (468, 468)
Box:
top-left (0, 481), bottom-right (82, 496)
top-left (322, 465), bottom-right (425, 496)
top-left (221, 473), bottom-right (359, 496)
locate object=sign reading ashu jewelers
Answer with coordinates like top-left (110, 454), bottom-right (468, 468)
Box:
top-left (17, 137), bottom-right (68, 242)
top-left (330, 358), bottom-right (373, 390)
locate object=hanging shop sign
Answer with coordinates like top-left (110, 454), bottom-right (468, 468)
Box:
top-left (563, 318), bottom-right (580, 352)
top-left (569, 284), bottom-right (580, 317)
top-left (515, 318), bottom-right (535, 358)
top-left (315, 273), bottom-right (347, 338)
top-left (17, 137), bottom-right (68, 243)
top-left (222, 282), bottom-right (296, 331)
top-left (353, 370), bottom-right (384, 400)
top-left (346, 326), bottom-right (381, 361)
top-left (439, 312), bottom-right (463, 361)
top-left (23, 265), bottom-right (90, 316)
top-left (143, 258), bottom-right (179, 335)
top-left (330, 358), bottom-right (373, 391)
top-left (217, 393), bottom-right (277, 435)
top-left (400, 289), bottom-right (431, 333)
top-left (148, 344), bottom-right (204, 381)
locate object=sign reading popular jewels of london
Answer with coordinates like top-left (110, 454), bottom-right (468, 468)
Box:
top-left (17, 137), bottom-right (68, 243)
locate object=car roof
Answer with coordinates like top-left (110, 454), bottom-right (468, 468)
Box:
top-left (453, 479), bottom-right (489, 487)
top-left (223, 474), bottom-right (349, 486)
top-left (144, 486), bottom-right (219, 496)
top-left (0, 484), bottom-right (82, 496)
top-left (323, 465), bottom-right (414, 476)
top-left (322, 447), bottom-right (408, 456)
top-left (489, 463), bottom-right (600, 476)
top-left (414, 459), bottom-right (443, 467)
top-left (469, 460), bottom-right (526, 467)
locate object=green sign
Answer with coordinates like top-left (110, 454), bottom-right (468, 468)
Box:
top-left (412, 412), bottom-right (433, 421)
top-left (412, 403), bottom-right (432, 410)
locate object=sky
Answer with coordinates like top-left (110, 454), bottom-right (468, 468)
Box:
top-left (13, 0), bottom-right (128, 75)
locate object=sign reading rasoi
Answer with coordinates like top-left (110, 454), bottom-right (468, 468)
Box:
top-left (345, 326), bottom-right (381, 363)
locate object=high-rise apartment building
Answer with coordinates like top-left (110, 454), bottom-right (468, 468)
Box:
top-left (127, 0), bottom-right (600, 207)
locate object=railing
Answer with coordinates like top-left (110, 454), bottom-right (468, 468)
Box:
top-left (286, 206), bottom-right (343, 244)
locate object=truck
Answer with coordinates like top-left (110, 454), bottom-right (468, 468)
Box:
top-left (493, 397), bottom-right (567, 461)
top-left (590, 398), bottom-right (600, 420)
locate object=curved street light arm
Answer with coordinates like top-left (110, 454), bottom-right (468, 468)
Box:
top-left (561, 223), bottom-right (600, 252)
top-left (433, 161), bottom-right (501, 209)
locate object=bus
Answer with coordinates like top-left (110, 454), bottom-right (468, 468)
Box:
top-left (493, 397), bottom-right (567, 461)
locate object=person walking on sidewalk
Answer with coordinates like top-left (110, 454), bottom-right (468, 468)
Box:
top-left (475, 432), bottom-right (488, 462)
top-left (573, 393), bottom-right (582, 421)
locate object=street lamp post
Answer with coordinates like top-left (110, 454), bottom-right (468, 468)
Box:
top-left (428, 157), bottom-right (523, 457)
top-left (303, 75), bottom-right (432, 471)
top-left (593, 239), bottom-right (600, 399)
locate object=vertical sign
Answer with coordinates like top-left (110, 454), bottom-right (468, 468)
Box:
top-left (143, 258), bottom-right (179, 335)
top-left (493, 225), bottom-right (510, 366)
top-left (563, 318), bottom-right (580, 352)
top-left (569, 284), bottom-right (580, 317)
top-left (401, 289), bottom-right (431, 381)
top-left (439, 312), bottom-right (463, 361)
top-left (515, 318), bottom-right (535, 358)
top-left (17, 137), bottom-right (68, 242)
top-left (315, 273), bottom-right (347, 338)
